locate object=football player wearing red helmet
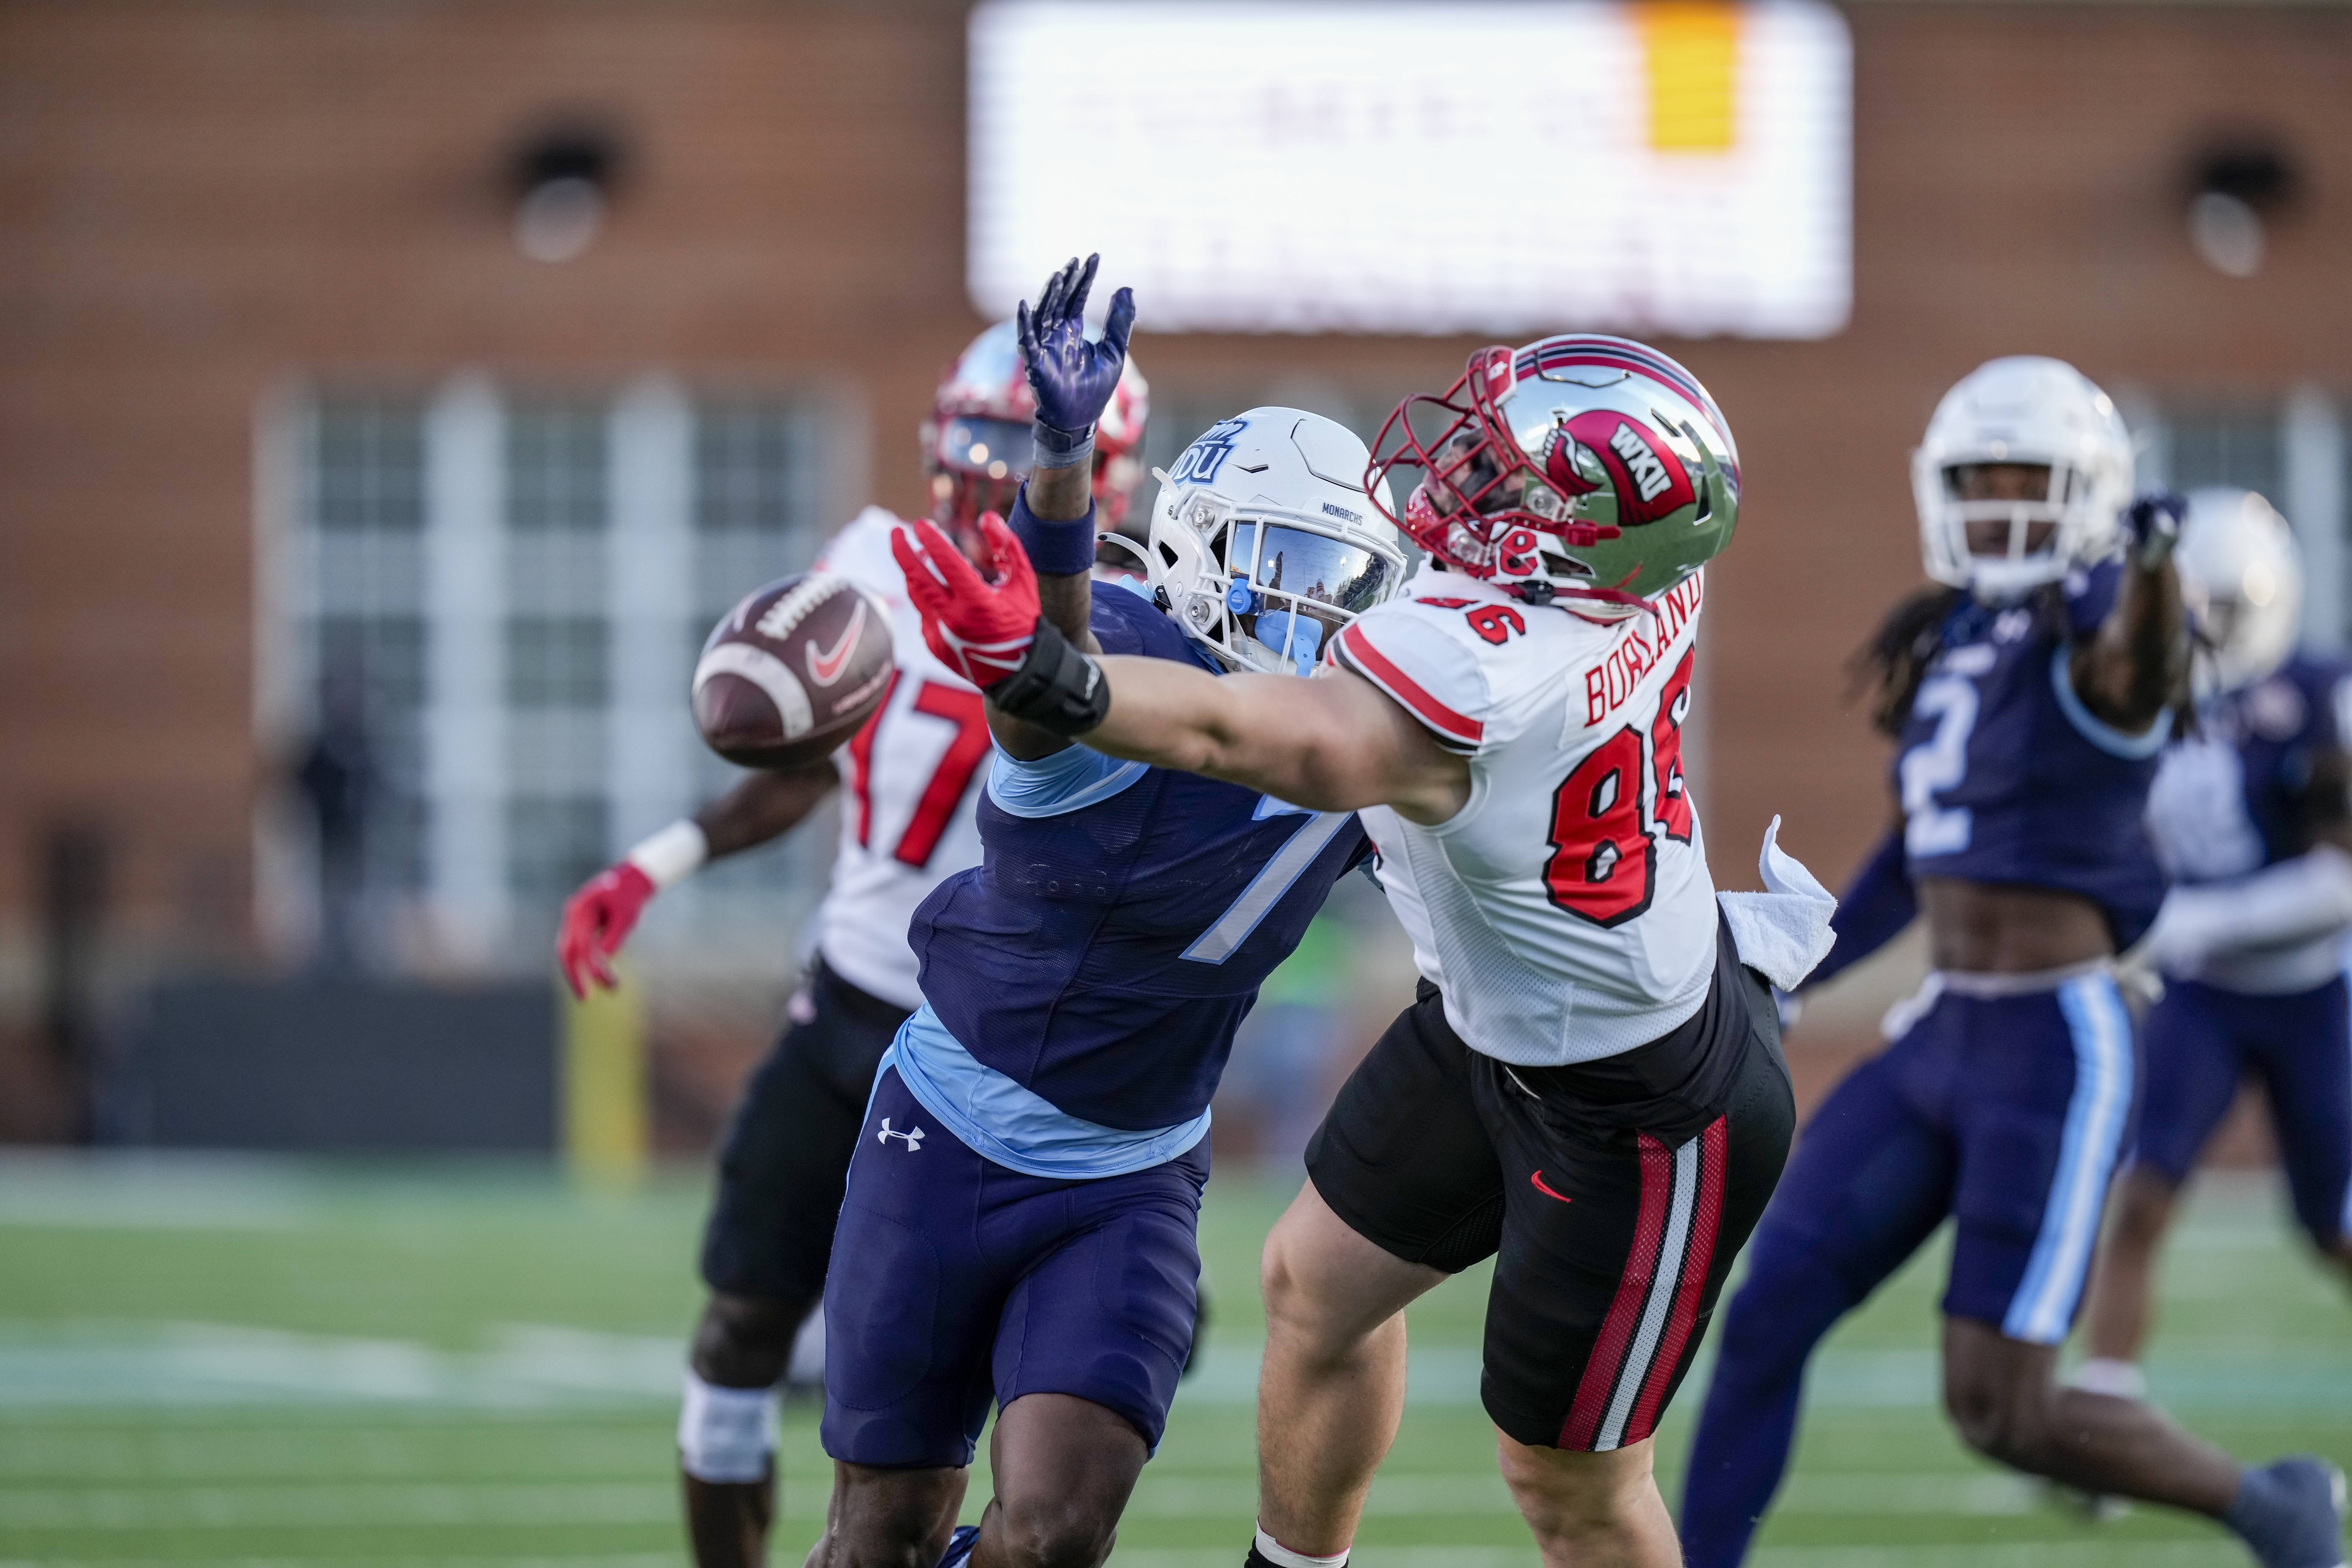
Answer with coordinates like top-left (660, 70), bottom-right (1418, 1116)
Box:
top-left (909, 305), bottom-right (1832, 1568)
top-left (554, 319), bottom-right (1145, 1568)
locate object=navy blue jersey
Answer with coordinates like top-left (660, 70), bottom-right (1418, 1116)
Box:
top-left (1892, 561), bottom-right (2169, 947)
top-left (910, 586), bottom-right (1371, 1132)
top-left (2147, 653), bottom-right (2352, 885)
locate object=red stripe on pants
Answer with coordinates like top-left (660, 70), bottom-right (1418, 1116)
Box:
top-left (1558, 1132), bottom-right (1673, 1449)
top-left (1624, 1117), bottom-right (1728, 1444)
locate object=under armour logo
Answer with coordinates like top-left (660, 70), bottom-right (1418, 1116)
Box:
top-left (877, 1119), bottom-right (926, 1151)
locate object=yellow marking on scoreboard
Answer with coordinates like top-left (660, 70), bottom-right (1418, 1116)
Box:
top-left (1640, 1), bottom-right (1742, 153)
top-left (561, 964), bottom-right (647, 1184)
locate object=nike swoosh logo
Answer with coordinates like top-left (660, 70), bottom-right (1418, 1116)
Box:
top-left (1530, 1170), bottom-right (1573, 1204)
top-left (805, 598), bottom-right (868, 686)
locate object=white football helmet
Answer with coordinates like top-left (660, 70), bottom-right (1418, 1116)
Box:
top-left (1913, 357), bottom-right (2135, 602)
top-left (1140, 407), bottom-right (1407, 675)
top-left (2175, 487), bottom-right (2301, 699)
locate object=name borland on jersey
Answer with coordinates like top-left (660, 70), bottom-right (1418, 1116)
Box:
top-left (1332, 559), bottom-right (1716, 1065)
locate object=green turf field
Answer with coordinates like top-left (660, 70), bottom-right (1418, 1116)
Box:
top-left (0, 1153), bottom-right (2343, 1566)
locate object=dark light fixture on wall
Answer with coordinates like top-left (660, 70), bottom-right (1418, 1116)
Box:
top-left (511, 123), bottom-right (626, 264)
top-left (2185, 138), bottom-right (2299, 279)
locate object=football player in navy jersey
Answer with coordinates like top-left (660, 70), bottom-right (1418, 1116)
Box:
top-left (2079, 489), bottom-right (2352, 1410)
top-left (1678, 361), bottom-right (2347, 1568)
top-left (801, 256), bottom-right (1409, 1568)
top-left (554, 322), bottom-right (1147, 1568)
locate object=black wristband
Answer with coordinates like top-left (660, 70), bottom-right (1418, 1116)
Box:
top-left (989, 616), bottom-right (1110, 737)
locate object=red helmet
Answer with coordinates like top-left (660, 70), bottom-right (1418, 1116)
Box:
top-left (1367, 335), bottom-right (1740, 614)
top-left (921, 321), bottom-right (1151, 529)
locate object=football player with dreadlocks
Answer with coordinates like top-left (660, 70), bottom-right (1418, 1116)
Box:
top-left (1677, 360), bottom-right (2347, 1568)
top-left (907, 315), bottom-right (1836, 1567)
top-left (2078, 489), bottom-right (2352, 1445)
top-left (554, 319), bottom-right (1145, 1568)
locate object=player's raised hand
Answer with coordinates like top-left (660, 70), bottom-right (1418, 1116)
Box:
top-left (892, 513), bottom-right (1043, 689)
top-left (2124, 489), bottom-right (2188, 567)
top-left (1016, 253), bottom-right (1136, 442)
top-left (556, 862), bottom-right (656, 998)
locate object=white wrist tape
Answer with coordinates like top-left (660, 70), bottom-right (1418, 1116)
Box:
top-left (678, 1370), bottom-right (777, 1483)
top-left (627, 820), bottom-right (709, 891)
top-left (2149, 844), bottom-right (2352, 969)
top-left (1254, 1525), bottom-right (1349, 1567)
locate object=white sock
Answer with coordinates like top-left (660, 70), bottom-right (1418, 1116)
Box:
top-left (2071, 1357), bottom-right (2147, 1401)
top-left (678, 1370), bottom-right (777, 1483)
top-left (1253, 1524), bottom-right (1348, 1567)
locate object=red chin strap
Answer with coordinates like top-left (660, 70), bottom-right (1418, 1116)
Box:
top-left (1365, 346), bottom-right (1620, 582)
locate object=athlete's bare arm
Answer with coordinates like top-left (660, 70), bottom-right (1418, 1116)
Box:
top-left (2069, 552), bottom-right (2185, 732)
top-left (691, 762), bottom-right (840, 855)
top-left (2301, 746), bottom-right (2352, 855)
top-left (1081, 657), bottom-right (1472, 825)
top-left (987, 456), bottom-right (1100, 762)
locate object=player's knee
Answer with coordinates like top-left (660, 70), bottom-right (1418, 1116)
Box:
top-left (1712, 1230), bottom-right (1842, 1369)
top-left (1259, 1229), bottom-right (1338, 1350)
top-left (1944, 1375), bottom-right (2057, 1473)
top-left (2106, 1171), bottom-right (2177, 1246)
top-left (690, 1291), bottom-right (808, 1387)
top-left (990, 1493), bottom-right (1121, 1568)
top-left (1494, 1441), bottom-right (1652, 1541)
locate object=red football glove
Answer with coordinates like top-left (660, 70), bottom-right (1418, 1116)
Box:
top-left (556, 861), bottom-right (657, 999)
top-left (891, 512), bottom-right (1044, 689)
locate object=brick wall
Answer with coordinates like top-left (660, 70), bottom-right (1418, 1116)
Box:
top-left (1, 0), bottom-right (2348, 1054)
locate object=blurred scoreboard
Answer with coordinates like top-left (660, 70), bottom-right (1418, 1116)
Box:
top-left (969, 0), bottom-right (1851, 339)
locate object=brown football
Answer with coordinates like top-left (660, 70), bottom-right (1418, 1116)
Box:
top-left (693, 572), bottom-right (896, 769)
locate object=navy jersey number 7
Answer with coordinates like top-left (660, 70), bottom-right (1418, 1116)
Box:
top-left (909, 583), bottom-right (1373, 1134)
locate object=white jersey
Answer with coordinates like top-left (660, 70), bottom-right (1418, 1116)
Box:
top-left (806, 507), bottom-right (989, 1009)
top-left (1332, 562), bottom-right (1717, 1065)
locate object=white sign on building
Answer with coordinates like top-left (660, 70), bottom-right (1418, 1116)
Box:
top-left (970, 0), bottom-right (1852, 339)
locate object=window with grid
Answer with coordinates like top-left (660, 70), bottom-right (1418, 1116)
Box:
top-left (505, 397), bottom-right (612, 915)
top-left (305, 396), bottom-right (430, 893)
top-left (2167, 402), bottom-right (2283, 499)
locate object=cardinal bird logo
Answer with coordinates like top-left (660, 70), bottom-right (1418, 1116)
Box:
top-left (805, 598), bottom-right (868, 686)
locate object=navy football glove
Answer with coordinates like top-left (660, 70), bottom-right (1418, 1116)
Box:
top-left (1016, 253), bottom-right (1135, 468)
top-left (2124, 489), bottom-right (2188, 568)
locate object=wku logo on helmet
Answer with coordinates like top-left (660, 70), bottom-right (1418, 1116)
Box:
top-left (1551, 412), bottom-right (1695, 527)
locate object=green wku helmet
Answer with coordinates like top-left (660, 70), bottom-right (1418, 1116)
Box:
top-left (1365, 335), bottom-right (1741, 616)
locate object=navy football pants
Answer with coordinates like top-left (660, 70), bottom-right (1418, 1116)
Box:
top-left (1678, 974), bottom-right (2137, 1566)
top-left (2136, 973), bottom-right (2352, 1249)
top-left (820, 1065), bottom-right (1208, 1470)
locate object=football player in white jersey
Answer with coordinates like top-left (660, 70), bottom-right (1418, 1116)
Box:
top-left (554, 321), bottom-right (1145, 1568)
top-left (910, 326), bottom-right (1833, 1568)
